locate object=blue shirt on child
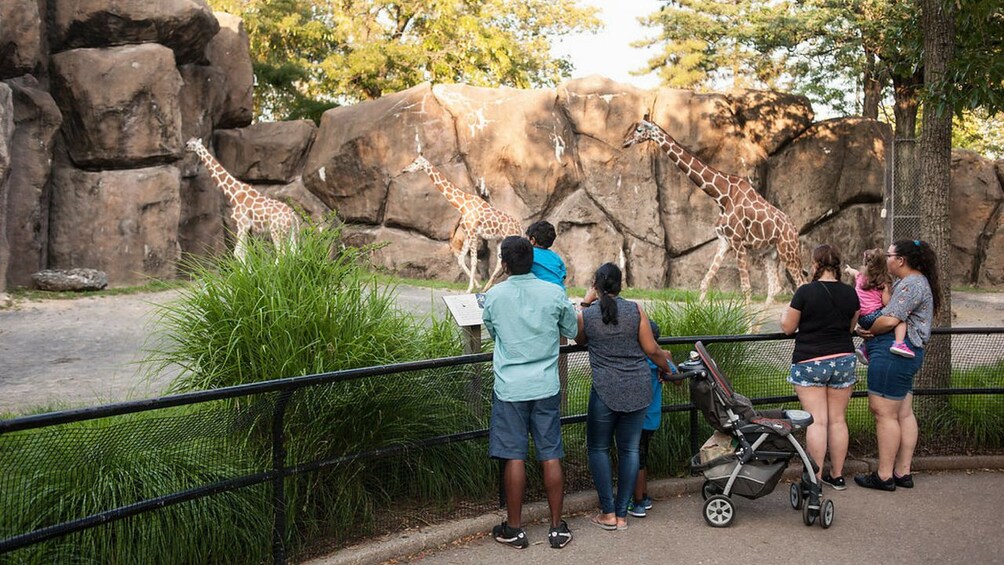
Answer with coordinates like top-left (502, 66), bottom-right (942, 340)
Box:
top-left (531, 248), bottom-right (567, 290)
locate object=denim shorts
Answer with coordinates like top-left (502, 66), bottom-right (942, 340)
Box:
top-left (489, 392), bottom-right (564, 461)
top-left (787, 353), bottom-right (857, 388)
top-left (866, 332), bottom-right (925, 400)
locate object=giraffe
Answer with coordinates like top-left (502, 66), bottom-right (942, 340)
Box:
top-left (622, 118), bottom-right (805, 305)
top-left (185, 138), bottom-right (301, 261)
top-left (402, 155), bottom-right (523, 293)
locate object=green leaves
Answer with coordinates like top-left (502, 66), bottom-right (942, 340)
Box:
top-left (207, 0), bottom-right (600, 121)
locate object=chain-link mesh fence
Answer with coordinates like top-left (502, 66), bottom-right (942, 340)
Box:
top-left (887, 138), bottom-right (922, 242)
top-left (2, 330), bottom-right (1002, 563)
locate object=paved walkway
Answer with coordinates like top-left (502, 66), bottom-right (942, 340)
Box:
top-left (313, 460), bottom-right (1004, 564)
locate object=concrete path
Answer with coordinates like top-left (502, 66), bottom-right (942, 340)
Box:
top-left (314, 463), bottom-right (1004, 565)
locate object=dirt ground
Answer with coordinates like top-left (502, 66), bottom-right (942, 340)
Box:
top-left (1, 287), bottom-right (1001, 415)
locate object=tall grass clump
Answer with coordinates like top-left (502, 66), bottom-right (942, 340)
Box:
top-left (0, 407), bottom-right (270, 564)
top-left (946, 361), bottom-right (1004, 448)
top-left (647, 294), bottom-right (759, 371)
top-left (147, 227), bottom-right (492, 551)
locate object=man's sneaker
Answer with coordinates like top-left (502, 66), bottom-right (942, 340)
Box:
top-left (627, 501), bottom-right (647, 518)
top-left (548, 520), bottom-right (572, 549)
top-left (821, 473), bottom-right (847, 490)
top-left (894, 473), bottom-right (915, 488)
top-left (855, 345), bottom-right (870, 365)
top-left (854, 471), bottom-right (896, 491)
top-left (493, 521), bottom-right (528, 549)
top-left (890, 341), bottom-right (916, 358)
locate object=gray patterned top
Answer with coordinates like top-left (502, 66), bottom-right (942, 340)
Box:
top-left (582, 297), bottom-right (652, 412)
top-left (881, 273), bottom-right (935, 348)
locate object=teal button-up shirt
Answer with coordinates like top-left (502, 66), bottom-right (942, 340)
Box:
top-left (482, 274), bottom-right (579, 402)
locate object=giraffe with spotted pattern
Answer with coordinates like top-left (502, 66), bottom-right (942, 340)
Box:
top-left (403, 155), bottom-right (523, 293)
top-left (623, 118), bottom-right (805, 305)
top-left (186, 138), bottom-right (301, 261)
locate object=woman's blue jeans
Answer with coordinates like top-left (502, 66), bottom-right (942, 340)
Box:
top-left (586, 388), bottom-right (647, 517)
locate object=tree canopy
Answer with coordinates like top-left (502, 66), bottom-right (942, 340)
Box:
top-left (207, 0), bottom-right (601, 122)
top-left (637, 0), bottom-right (1003, 139)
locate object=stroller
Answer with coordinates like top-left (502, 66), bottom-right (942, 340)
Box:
top-left (674, 341), bottom-right (834, 528)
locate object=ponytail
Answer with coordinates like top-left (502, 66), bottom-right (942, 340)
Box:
top-left (593, 263), bottom-right (622, 325)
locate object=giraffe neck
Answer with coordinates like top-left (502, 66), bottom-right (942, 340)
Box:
top-left (422, 164), bottom-right (473, 211)
top-left (651, 128), bottom-right (729, 203)
top-left (193, 146), bottom-right (246, 203)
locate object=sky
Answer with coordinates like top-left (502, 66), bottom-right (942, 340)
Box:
top-left (551, 1), bottom-right (663, 90)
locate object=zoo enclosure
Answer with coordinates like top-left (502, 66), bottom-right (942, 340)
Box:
top-left (1, 328), bottom-right (1002, 564)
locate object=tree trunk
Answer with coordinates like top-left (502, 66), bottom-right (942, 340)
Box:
top-left (916, 0), bottom-right (954, 390)
top-left (892, 68), bottom-right (923, 139)
top-left (861, 50), bottom-right (884, 120)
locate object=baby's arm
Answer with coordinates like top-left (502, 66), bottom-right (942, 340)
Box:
top-left (844, 265), bottom-right (860, 279)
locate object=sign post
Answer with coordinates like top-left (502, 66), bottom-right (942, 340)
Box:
top-left (441, 293), bottom-right (487, 415)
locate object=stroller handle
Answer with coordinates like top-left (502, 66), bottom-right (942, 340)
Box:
top-left (662, 367), bottom-right (707, 383)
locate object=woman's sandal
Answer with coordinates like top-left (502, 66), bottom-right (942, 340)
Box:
top-left (590, 515), bottom-right (617, 531)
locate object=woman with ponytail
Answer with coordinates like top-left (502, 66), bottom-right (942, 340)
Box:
top-left (854, 240), bottom-right (942, 491)
top-left (576, 263), bottom-right (675, 530)
top-left (780, 244), bottom-right (861, 491)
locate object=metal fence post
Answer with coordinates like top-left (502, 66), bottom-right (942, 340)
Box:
top-left (272, 390), bottom-right (293, 565)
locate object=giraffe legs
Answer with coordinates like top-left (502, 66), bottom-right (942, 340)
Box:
top-left (735, 246), bottom-right (752, 305)
top-left (460, 237), bottom-right (480, 293)
top-left (234, 227), bottom-right (250, 261)
top-left (482, 241), bottom-right (504, 292)
top-left (764, 252), bottom-right (781, 306)
top-left (699, 237), bottom-right (730, 301)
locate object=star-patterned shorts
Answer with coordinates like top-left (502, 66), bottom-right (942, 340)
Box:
top-left (787, 354), bottom-right (857, 388)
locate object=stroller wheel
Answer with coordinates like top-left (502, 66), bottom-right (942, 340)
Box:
top-left (702, 480), bottom-right (722, 501)
top-left (703, 495), bottom-right (735, 528)
top-left (819, 499), bottom-right (835, 529)
top-left (789, 482), bottom-right (803, 510)
top-left (802, 499), bottom-right (817, 526)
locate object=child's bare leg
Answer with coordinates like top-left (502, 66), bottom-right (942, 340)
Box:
top-left (894, 322), bottom-right (908, 344)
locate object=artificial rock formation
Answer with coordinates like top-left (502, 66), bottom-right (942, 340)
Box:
top-left (1, 0), bottom-right (1002, 293)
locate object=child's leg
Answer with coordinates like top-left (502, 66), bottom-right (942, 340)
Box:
top-left (894, 321), bottom-right (908, 345)
top-left (890, 322), bottom-right (916, 357)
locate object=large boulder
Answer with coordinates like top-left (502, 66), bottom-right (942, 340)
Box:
top-left (305, 82), bottom-right (460, 226)
top-left (3, 76), bottom-right (62, 288)
top-left (0, 0), bottom-right (42, 79)
top-left (32, 268), bottom-right (108, 291)
top-left (49, 161), bottom-right (181, 285)
top-left (214, 121), bottom-right (317, 183)
top-left (343, 225), bottom-right (465, 282)
top-left (767, 118), bottom-right (889, 232)
top-left (432, 83), bottom-right (581, 221)
top-left (950, 150), bottom-right (1004, 284)
top-left (50, 0), bottom-right (219, 64)
top-left (205, 12), bottom-right (253, 129)
top-left (51, 44), bottom-right (184, 169)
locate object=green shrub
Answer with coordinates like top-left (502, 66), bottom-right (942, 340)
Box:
top-left (146, 227), bottom-right (490, 552)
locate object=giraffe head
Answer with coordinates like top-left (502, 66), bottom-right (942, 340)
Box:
top-left (622, 116), bottom-right (661, 148)
top-left (185, 137), bottom-right (206, 153)
top-left (402, 155), bottom-right (431, 174)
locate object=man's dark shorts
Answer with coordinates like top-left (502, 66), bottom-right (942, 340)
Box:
top-left (489, 392), bottom-right (564, 461)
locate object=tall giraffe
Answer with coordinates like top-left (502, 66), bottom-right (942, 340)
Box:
top-left (402, 155), bottom-right (523, 293)
top-left (622, 118), bottom-right (805, 305)
top-left (186, 138), bottom-right (301, 260)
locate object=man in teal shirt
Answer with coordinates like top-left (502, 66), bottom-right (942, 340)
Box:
top-left (482, 236), bottom-right (579, 550)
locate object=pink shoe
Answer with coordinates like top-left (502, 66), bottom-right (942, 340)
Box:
top-left (855, 345), bottom-right (869, 365)
top-left (890, 341), bottom-right (915, 358)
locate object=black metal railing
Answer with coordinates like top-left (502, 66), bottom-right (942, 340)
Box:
top-left (1, 328), bottom-right (1002, 563)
